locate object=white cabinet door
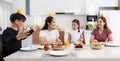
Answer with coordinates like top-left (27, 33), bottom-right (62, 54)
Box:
top-left (109, 10), bottom-right (120, 44)
top-left (86, 0), bottom-right (118, 14)
top-left (30, 0), bottom-right (85, 15)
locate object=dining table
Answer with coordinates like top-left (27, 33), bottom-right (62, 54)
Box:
top-left (4, 44), bottom-right (120, 61)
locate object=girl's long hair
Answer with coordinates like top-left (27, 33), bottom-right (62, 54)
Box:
top-left (42, 16), bottom-right (54, 30)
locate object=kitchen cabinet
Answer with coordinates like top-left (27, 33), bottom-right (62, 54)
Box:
top-left (29, 0), bottom-right (118, 15)
top-left (30, 0), bottom-right (86, 15)
top-left (86, 0), bottom-right (118, 15)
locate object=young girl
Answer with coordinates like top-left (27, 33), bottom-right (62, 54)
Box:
top-left (69, 19), bottom-right (85, 44)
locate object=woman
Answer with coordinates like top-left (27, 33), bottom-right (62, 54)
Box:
top-left (69, 19), bottom-right (85, 44)
top-left (39, 16), bottom-right (62, 45)
top-left (90, 17), bottom-right (113, 43)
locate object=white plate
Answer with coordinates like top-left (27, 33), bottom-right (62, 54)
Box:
top-left (48, 51), bottom-right (69, 56)
top-left (37, 45), bottom-right (44, 49)
top-left (20, 46), bottom-right (37, 51)
top-left (30, 45), bottom-right (44, 49)
top-left (105, 43), bottom-right (120, 47)
top-left (38, 45), bottom-right (52, 49)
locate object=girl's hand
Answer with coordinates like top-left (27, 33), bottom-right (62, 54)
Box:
top-left (80, 34), bottom-right (84, 41)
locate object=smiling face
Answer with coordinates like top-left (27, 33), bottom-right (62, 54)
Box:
top-left (97, 18), bottom-right (105, 29)
top-left (72, 22), bottom-right (79, 30)
top-left (48, 19), bottom-right (56, 29)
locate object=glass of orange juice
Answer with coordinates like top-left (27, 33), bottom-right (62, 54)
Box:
top-left (64, 40), bottom-right (70, 47)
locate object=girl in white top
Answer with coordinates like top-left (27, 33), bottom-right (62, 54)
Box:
top-left (39, 16), bottom-right (62, 45)
top-left (69, 19), bottom-right (85, 44)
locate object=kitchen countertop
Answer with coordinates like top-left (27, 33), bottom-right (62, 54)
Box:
top-left (4, 44), bottom-right (120, 61)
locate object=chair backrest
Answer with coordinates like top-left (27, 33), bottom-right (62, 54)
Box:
top-left (32, 28), bottom-right (65, 44)
top-left (82, 31), bottom-right (86, 44)
top-left (58, 31), bottom-right (64, 43)
top-left (32, 26), bottom-right (41, 44)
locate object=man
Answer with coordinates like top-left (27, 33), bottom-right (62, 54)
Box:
top-left (2, 13), bottom-right (35, 59)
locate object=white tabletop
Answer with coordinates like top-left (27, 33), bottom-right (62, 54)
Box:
top-left (4, 44), bottom-right (120, 61)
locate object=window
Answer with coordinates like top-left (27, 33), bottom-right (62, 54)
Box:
top-left (0, 1), bottom-right (12, 33)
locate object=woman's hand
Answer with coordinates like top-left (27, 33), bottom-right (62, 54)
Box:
top-left (56, 38), bottom-right (63, 44)
top-left (91, 39), bottom-right (98, 43)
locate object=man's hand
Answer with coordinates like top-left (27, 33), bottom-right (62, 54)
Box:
top-left (30, 25), bottom-right (40, 32)
top-left (16, 31), bottom-right (30, 40)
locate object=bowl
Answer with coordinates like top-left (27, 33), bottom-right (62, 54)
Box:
top-left (90, 44), bottom-right (104, 50)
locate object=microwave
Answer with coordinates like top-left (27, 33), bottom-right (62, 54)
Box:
top-left (87, 15), bottom-right (98, 22)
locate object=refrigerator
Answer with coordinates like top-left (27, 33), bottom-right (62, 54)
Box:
top-left (100, 10), bottom-right (120, 44)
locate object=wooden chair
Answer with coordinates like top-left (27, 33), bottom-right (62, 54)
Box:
top-left (82, 31), bottom-right (86, 44)
top-left (32, 26), bottom-right (41, 44)
top-left (58, 31), bottom-right (64, 43)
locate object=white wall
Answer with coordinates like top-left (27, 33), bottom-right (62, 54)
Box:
top-left (12, 0), bottom-right (26, 14)
top-left (27, 15), bottom-right (87, 29)
top-left (0, 0), bottom-right (12, 33)
top-left (2, 0), bottom-right (12, 3)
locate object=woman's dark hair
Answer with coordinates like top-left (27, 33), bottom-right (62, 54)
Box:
top-left (72, 19), bottom-right (80, 32)
top-left (10, 13), bottom-right (26, 23)
top-left (97, 17), bottom-right (108, 29)
top-left (42, 16), bottom-right (54, 30)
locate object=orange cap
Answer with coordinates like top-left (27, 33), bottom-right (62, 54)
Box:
top-left (100, 13), bottom-right (104, 17)
top-left (48, 12), bottom-right (53, 17)
top-left (16, 9), bottom-right (22, 14)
